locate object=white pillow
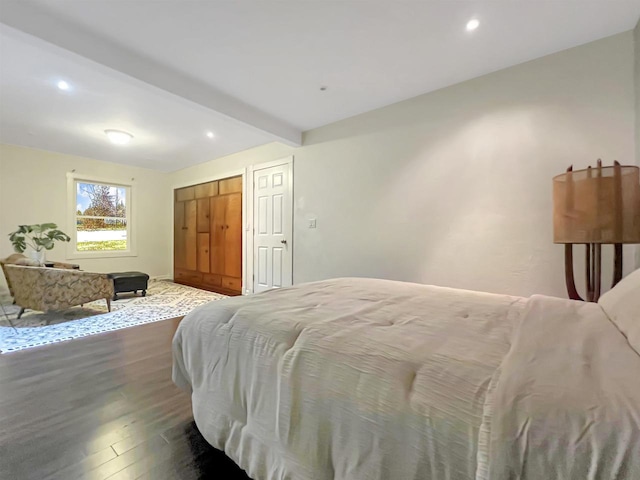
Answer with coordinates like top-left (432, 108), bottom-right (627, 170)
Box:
top-left (599, 267), bottom-right (640, 354)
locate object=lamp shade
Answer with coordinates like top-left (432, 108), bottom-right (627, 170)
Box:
top-left (553, 163), bottom-right (640, 244)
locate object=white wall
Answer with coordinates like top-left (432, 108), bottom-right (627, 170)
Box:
top-left (172, 32), bottom-right (636, 298)
top-left (635, 19), bottom-right (640, 268)
top-left (1, 32), bottom-right (635, 300)
top-left (636, 20), bottom-right (640, 166)
top-left (0, 144), bottom-right (172, 296)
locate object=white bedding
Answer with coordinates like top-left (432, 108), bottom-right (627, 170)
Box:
top-left (172, 278), bottom-right (640, 480)
top-left (487, 295), bottom-right (640, 479)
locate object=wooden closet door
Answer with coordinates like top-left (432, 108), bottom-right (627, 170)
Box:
top-left (185, 199), bottom-right (198, 271)
top-left (196, 198), bottom-right (211, 273)
top-left (197, 198), bottom-right (210, 233)
top-left (197, 233), bottom-right (210, 273)
top-left (174, 201), bottom-right (186, 269)
top-left (224, 193), bottom-right (242, 279)
top-left (210, 195), bottom-right (227, 275)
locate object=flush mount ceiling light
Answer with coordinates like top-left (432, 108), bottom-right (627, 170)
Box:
top-left (57, 80), bottom-right (71, 91)
top-left (466, 19), bottom-right (480, 31)
top-left (104, 129), bottom-right (133, 145)
top-left (206, 131), bottom-right (215, 138)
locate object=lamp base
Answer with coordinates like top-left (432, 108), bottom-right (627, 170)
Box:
top-left (564, 243), bottom-right (623, 302)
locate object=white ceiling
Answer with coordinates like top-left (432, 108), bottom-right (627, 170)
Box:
top-left (1, 0), bottom-right (639, 171)
top-left (0, 27), bottom-right (277, 172)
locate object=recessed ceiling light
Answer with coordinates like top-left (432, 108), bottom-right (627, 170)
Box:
top-left (206, 131), bottom-right (215, 138)
top-left (466, 19), bottom-right (480, 31)
top-left (57, 80), bottom-right (71, 91)
top-left (105, 129), bottom-right (133, 145)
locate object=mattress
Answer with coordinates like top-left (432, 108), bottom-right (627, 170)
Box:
top-left (172, 278), bottom-right (640, 479)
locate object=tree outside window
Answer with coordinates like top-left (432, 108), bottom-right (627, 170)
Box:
top-left (76, 182), bottom-right (129, 251)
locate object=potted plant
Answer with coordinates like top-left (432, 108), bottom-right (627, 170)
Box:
top-left (8, 223), bottom-right (71, 264)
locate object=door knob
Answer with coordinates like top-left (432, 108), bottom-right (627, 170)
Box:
top-left (280, 239), bottom-right (287, 244)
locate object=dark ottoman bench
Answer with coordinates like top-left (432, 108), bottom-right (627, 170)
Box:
top-left (108, 271), bottom-right (150, 301)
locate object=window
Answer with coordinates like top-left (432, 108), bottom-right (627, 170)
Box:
top-left (67, 174), bottom-right (135, 257)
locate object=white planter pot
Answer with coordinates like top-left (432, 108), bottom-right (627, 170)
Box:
top-left (28, 249), bottom-right (46, 265)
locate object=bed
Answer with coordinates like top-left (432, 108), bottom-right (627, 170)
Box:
top-left (172, 274), bottom-right (640, 480)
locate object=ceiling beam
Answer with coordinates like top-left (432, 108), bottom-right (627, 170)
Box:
top-left (0, 0), bottom-right (302, 146)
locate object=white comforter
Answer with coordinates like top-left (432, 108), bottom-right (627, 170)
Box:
top-left (172, 278), bottom-right (640, 480)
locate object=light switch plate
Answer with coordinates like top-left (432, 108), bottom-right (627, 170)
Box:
top-left (308, 219), bottom-right (317, 228)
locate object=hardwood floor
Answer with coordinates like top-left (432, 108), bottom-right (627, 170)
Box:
top-left (0, 318), bottom-right (252, 480)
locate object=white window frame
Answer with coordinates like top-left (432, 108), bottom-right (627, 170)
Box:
top-left (66, 172), bottom-right (137, 259)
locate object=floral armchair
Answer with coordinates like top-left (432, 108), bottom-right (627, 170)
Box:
top-left (0, 254), bottom-right (113, 319)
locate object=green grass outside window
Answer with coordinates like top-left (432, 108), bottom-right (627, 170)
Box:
top-left (77, 240), bottom-right (127, 251)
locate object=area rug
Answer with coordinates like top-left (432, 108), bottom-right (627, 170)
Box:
top-left (0, 280), bottom-right (226, 353)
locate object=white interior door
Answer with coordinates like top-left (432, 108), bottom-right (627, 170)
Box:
top-left (253, 163), bottom-right (292, 293)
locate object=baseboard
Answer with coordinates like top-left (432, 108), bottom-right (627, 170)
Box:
top-left (151, 274), bottom-right (173, 281)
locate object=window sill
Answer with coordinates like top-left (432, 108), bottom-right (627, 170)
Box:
top-left (66, 250), bottom-right (138, 260)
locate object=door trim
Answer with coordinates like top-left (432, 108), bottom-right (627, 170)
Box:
top-left (245, 156), bottom-right (294, 295)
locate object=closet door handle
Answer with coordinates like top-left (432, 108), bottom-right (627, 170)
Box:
top-left (280, 239), bottom-right (287, 245)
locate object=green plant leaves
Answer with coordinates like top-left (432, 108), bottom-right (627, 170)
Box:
top-left (46, 230), bottom-right (70, 242)
top-left (8, 223), bottom-right (70, 253)
top-left (10, 237), bottom-right (27, 253)
top-left (34, 238), bottom-right (55, 250)
top-left (12, 225), bottom-right (32, 234)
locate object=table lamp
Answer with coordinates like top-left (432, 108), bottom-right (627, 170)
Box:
top-left (553, 160), bottom-right (640, 302)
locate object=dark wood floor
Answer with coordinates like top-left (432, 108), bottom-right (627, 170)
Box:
top-left (0, 318), bottom-right (252, 480)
